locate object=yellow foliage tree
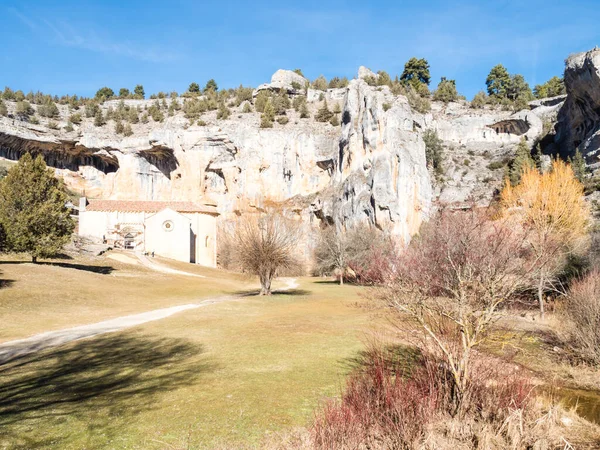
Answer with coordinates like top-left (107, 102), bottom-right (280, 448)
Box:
top-left (500, 160), bottom-right (589, 317)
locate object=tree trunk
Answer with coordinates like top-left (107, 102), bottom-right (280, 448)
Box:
top-left (260, 274), bottom-right (272, 296)
top-left (339, 270), bottom-right (344, 286)
top-left (538, 273), bottom-right (545, 319)
top-left (32, 255), bottom-right (37, 264)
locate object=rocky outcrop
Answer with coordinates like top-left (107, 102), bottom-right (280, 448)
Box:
top-left (556, 49), bottom-right (600, 167)
top-left (358, 66), bottom-right (377, 80)
top-left (310, 80), bottom-right (431, 239)
top-left (253, 69), bottom-right (307, 97)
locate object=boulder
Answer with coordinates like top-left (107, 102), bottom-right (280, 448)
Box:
top-left (253, 69), bottom-right (307, 97)
top-left (555, 48), bottom-right (600, 163)
top-left (358, 66), bottom-right (377, 80)
top-left (270, 69), bottom-right (307, 87)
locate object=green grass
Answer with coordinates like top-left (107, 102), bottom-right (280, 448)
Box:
top-left (0, 255), bottom-right (378, 449)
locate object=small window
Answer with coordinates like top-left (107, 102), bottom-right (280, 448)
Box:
top-left (205, 236), bottom-right (209, 247)
top-left (163, 220), bottom-right (174, 232)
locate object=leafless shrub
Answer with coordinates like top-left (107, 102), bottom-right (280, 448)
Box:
top-left (310, 347), bottom-right (540, 450)
top-left (562, 269), bottom-right (600, 365)
top-left (227, 214), bottom-right (300, 295)
top-left (314, 224), bottom-right (397, 285)
top-left (376, 209), bottom-right (535, 411)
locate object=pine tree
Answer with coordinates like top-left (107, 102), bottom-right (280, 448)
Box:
top-left (203, 79), bottom-right (218, 93)
top-left (533, 143), bottom-right (543, 170)
top-left (0, 153), bottom-right (74, 262)
top-left (134, 84), bottom-right (145, 99)
top-left (433, 77), bottom-right (459, 103)
top-left (570, 149), bottom-right (587, 182)
top-left (312, 76), bottom-right (328, 91)
top-left (534, 76), bottom-right (565, 99)
top-left (94, 109), bottom-right (105, 127)
top-left (260, 99), bottom-right (275, 128)
top-left (216, 102), bottom-right (231, 120)
top-left (400, 57), bottom-right (431, 86)
top-left (470, 91), bottom-right (488, 109)
top-left (509, 138), bottom-right (535, 185)
top-left (486, 64), bottom-right (511, 98)
top-left (315, 99), bottom-right (333, 122)
top-left (300, 103), bottom-right (310, 119)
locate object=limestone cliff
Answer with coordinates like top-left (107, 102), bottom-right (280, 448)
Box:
top-left (0, 66), bottom-right (568, 241)
top-left (0, 70), bottom-right (434, 242)
top-left (556, 48), bottom-right (600, 168)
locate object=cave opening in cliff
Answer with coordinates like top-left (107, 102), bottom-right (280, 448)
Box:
top-left (0, 132), bottom-right (119, 174)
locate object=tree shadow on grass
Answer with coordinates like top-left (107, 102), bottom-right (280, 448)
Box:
top-left (233, 288), bottom-right (312, 297)
top-left (0, 260), bottom-right (115, 275)
top-left (41, 262), bottom-right (115, 274)
top-left (0, 333), bottom-right (215, 448)
top-left (340, 343), bottom-right (422, 375)
top-left (0, 280), bottom-right (13, 288)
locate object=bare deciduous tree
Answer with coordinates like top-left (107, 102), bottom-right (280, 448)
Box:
top-left (314, 224), bottom-right (397, 285)
top-left (500, 160), bottom-right (589, 317)
top-left (376, 210), bottom-right (533, 411)
top-left (314, 227), bottom-right (349, 285)
top-left (230, 214), bottom-right (299, 295)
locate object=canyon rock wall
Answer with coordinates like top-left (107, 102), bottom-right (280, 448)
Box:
top-left (0, 62), bottom-right (575, 242)
top-left (556, 48), bottom-right (600, 168)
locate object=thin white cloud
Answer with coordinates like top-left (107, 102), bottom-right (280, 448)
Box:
top-left (7, 7), bottom-right (37, 31)
top-left (8, 6), bottom-right (179, 63)
top-left (42, 19), bottom-right (179, 63)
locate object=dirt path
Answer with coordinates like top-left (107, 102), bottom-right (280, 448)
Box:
top-left (135, 253), bottom-right (206, 277)
top-left (0, 277), bottom-right (298, 364)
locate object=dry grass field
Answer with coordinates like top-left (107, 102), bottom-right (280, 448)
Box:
top-left (0, 251), bottom-right (380, 449)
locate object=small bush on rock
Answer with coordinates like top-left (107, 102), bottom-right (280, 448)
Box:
top-left (69, 112), bottom-right (82, 124)
top-left (272, 92), bottom-right (291, 115)
top-left (433, 77), bottom-right (459, 103)
top-left (15, 101), bottom-right (34, 119)
top-left (260, 99), bottom-right (275, 128)
top-left (423, 129), bottom-right (444, 176)
top-left (94, 110), bottom-right (105, 127)
top-left (38, 100), bottom-right (59, 118)
top-left (216, 102), bottom-right (231, 120)
top-left (312, 75), bottom-right (328, 91)
top-left (300, 103), bottom-right (310, 119)
top-left (254, 91), bottom-right (270, 113)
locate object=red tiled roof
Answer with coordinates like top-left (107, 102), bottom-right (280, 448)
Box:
top-left (85, 200), bottom-right (219, 215)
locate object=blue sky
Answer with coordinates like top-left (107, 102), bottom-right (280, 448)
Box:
top-left (2, 0), bottom-right (599, 99)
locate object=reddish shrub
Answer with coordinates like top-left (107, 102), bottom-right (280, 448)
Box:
top-left (311, 348), bottom-right (534, 450)
top-left (347, 233), bottom-right (398, 285)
